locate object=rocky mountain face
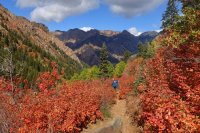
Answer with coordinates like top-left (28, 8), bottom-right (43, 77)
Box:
top-left (99, 30), bottom-right (120, 37)
top-left (0, 5), bottom-right (80, 63)
top-left (53, 29), bottom-right (159, 66)
top-left (0, 5), bottom-right (82, 80)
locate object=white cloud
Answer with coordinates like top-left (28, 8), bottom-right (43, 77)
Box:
top-left (16, 0), bottom-right (99, 22)
top-left (80, 27), bottom-right (94, 32)
top-left (16, 0), bottom-right (39, 8)
top-left (16, 0), bottom-right (164, 22)
top-left (155, 29), bottom-right (162, 32)
top-left (104, 0), bottom-right (164, 17)
top-left (128, 27), bottom-right (142, 36)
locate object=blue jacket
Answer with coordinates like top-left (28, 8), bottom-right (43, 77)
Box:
top-left (112, 80), bottom-right (119, 88)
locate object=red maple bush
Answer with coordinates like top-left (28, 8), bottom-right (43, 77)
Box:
top-left (36, 61), bottom-right (60, 92)
top-left (119, 74), bottom-right (134, 99)
top-left (138, 42), bottom-right (200, 132)
top-left (134, 5), bottom-right (200, 131)
top-left (118, 58), bottom-right (144, 99)
top-left (0, 78), bottom-right (19, 133)
top-left (0, 61), bottom-right (116, 132)
top-left (18, 79), bottom-right (115, 132)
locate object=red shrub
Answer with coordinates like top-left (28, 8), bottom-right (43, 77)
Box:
top-left (138, 43), bottom-right (200, 132)
top-left (18, 79), bottom-right (115, 132)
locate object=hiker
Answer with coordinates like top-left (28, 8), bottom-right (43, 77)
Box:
top-left (112, 78), bottom-right (119, 91)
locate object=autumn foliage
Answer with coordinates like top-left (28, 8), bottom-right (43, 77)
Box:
top-left (138, 45), bottom-right (200, 132)
top-left (0, 63), bottom-right (116, 133)
top-left (0, 86), bottom-right (19, 133)
top-left (18, 81), bottom-right (115, 132)
top-left (36, 62), bottom-right (60, 92)
top-left (0, 4), bottom-right (199, 133)
top-left (135, 23), bottom-right (200, 132)
top-left (118, 58), bottom-right (143, 99)
top-left (129, 4), bottom-right (200, 132)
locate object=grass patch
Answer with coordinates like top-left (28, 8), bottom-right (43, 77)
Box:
top-left (100, 104), bottom-right (111, 118)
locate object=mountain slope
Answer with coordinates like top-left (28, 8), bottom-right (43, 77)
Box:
top-left (0, 5), bottom-right (80, 63)
top-left (0, 5), bottom-right (82, 81)
top-left (53, 29), bottom-right (158, 66)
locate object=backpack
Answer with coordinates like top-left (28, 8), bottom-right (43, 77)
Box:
top-left (112, 80), bottom-right (118, 88)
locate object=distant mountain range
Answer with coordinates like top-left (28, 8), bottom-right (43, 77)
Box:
top-left (53, 29), bottom-right (159, 66)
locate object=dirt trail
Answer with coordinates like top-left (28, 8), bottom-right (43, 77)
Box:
top-left (112, 99), bottom-right (137, 133)
top-left (82, 99), bottom-right (138, 133)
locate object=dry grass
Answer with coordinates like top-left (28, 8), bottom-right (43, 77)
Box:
top-left (126, 93), bottom-right (143, 133)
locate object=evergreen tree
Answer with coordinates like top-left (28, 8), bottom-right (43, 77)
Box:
top-left (178, 0), bottom-right (199, 10)
top-left (138, 42), bottom-right (155, 58)
top-left (123, 50), bottom-right (131, 62)
top-left (138, 42), bottom-right (147, 57)
top-left (161, 0), bottom-right (179, 28)
top-left (99, 44), bottom-right (109, 78)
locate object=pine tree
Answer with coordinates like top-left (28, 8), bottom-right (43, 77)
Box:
top-left (99, 44), bottom-right (109, 78)
top-left (178, 0), bottom-right (199, 10)
top-left (123, 50), bottom-right (131, 62)
top-left (161, 0), bottom-right (179, 28)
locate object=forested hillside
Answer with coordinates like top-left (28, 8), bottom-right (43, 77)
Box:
top-left (0, 5), bottom-right (82, 86)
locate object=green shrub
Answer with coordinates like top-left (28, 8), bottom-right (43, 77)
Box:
top-left (114, 61), bottom-right (126, 77)
top-left (71, 66), bottom-right (100, 81)
top-left (107, 62), bottom-right (114, 78)
top-left (137, 42), bottom-right (155, 59)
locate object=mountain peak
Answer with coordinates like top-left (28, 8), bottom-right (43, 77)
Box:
top-left (80, 27), bottom-right (94, 32)
top-left (53, 28), bottom-right (158, 65)
top-left (140, 31), bottom-right (158, 36)
top-left (122, 30), bottom-right (131, 34)
top-left (69, 28), bottom-right (84, 32)
top-left (119, 30), bottom-right (135, 37)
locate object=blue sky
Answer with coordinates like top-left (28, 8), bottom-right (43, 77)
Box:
top-left (0, 0), bottom-right (167, 35)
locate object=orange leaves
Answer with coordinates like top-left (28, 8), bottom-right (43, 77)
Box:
top-left (0, 87), bottom-right (19, 132)
top-left (24, 119), bottom-right (31, 124)
top-left (17, 79), bottom-right (115, 132)
top-left (119, 75), bottom-right (134, 99)
top-left (137, 42), bottom-right (200, 132)
top-left (137, 84), bottom-right (145, 93)
top-left (36, 62), bottom-right (60, 92)
top-left (0, 63), bottom-right (115, 133)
